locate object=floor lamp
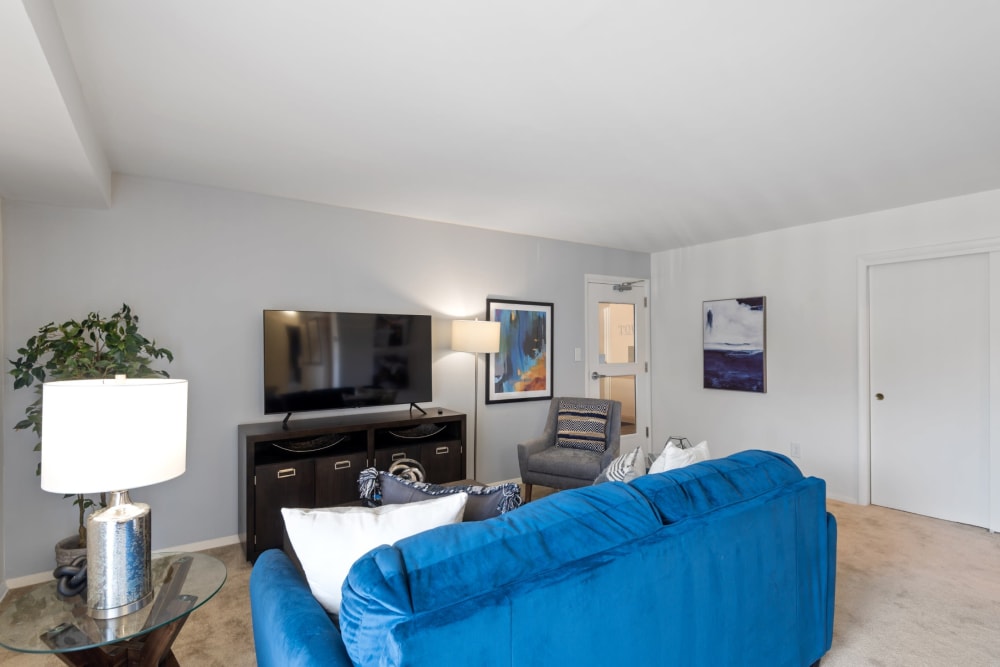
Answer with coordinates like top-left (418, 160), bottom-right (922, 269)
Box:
top-left (451, 319), bottom-right (500, 480)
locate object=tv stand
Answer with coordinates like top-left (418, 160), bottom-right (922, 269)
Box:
top-left (238, 408), bottom-right (466, 562)
top-left (409, 402), bottom-right (427, 416)
top-left (281, 412), bottom-right (292, 430)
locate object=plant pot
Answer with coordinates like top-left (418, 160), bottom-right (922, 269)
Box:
top-left (55, 535), bottom-right (86, 568)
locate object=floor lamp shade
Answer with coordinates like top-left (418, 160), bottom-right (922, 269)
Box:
top-left (40, 376), bottom-right (188, 619)
top-left (451, 319), bottom-right (500, 354)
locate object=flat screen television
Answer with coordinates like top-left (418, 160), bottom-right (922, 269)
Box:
top-left (263, 310), bottom-right (433, 416)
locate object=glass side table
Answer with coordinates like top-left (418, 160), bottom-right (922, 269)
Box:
top-left (0, 552), bottom-right (226, 666)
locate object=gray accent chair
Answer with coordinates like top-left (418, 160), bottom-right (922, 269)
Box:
top-left (517, 397), bottom-right (622, 501)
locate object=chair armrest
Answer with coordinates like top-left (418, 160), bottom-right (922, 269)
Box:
top-left (250, 549), bottom-right (353, 667)
top-left (517, 436), bottom-right (551, 477)
top-left (599, 445), bottom-right (620, 470)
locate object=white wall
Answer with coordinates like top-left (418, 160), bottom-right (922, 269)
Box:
top-left (0, 197), bottom-right (6, 594)
top-left (1, 176), bottom-right (648, 578)
top-left (651, 187), bottom-right (1000, 503)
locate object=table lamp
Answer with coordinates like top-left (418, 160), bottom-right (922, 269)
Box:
top-left (41, 376), bottom-right (188, 619)
top-left (451, 319), bottom-right (500, 479)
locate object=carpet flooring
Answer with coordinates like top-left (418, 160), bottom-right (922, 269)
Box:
top-left (0, 497), bottom-right (998, 666)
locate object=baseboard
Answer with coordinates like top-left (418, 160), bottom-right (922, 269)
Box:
top-left (6, 569), bottom-right (57, 589)
top-left (166, 533), bottom-right (241, 554)
top-left (3, 534), bottom-right (242, 592)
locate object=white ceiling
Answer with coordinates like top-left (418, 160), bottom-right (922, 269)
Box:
top-left (3, 1), bottom-right (1000, 252)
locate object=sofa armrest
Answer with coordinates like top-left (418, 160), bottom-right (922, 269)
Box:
top-left (250, 549), bottom-right (353, 667)
top-left (824, 511), bottom-right (838, 652)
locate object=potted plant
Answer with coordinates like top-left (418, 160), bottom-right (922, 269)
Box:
top-left (8, 304), bottom-right (174, 563)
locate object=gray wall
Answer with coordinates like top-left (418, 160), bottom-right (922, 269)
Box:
top-left (1, 175), bottom-right (649, 578)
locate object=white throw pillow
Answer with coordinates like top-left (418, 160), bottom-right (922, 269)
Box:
top-left (281, 492), bottom-right (468, 615)
top-left (648, 440), bottom-right (711, 474)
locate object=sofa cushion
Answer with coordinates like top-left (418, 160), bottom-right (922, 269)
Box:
top-left (594, 445), bottom-right (645, 483)
top-left (555, 400), bottom-right (610, 451)
top-left (281, 493), bottom-right (468, 615)
top-left (339, 481), bottom-right (662, 633)
top-left (377, 471), bottom-right (522, 521)
top-left (630, 449), bottom-right (803, 524)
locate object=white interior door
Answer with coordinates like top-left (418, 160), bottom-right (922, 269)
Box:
top-left (870, 253), bottom-right (990, 527)
top-left (585, 276), bottom-right (650, 458)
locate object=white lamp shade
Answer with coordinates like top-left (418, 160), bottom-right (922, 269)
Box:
top-left (452, 320), bottom-right (500, 354)
top-left (41, 378), bottom-right (188, 494)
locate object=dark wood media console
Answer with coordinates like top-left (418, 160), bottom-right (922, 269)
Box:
top-left (238, 408), bottom-right (466, 562)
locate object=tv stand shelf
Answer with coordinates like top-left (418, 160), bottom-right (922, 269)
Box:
top-left (238, 408), bottom-right (466, 562)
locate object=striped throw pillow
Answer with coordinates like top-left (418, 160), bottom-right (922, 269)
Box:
top-left (594, 446), bottom-right (644, 483)
top-left (556, 401), bottom-right (610, 451)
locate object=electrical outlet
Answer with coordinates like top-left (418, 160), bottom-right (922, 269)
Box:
top-left (790, 442), bottom-right (802, 458)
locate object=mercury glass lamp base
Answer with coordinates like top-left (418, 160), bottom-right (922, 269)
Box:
top-left (86, 490), bottom-right (153, 619)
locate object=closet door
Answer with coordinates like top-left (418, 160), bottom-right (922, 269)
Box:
top-left (869, 253), bottom-right (989, 527)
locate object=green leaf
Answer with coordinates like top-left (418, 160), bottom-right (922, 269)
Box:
top-left (8, 303), bottom-right (175, 533)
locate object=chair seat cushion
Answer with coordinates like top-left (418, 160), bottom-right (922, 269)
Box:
top-left (527, 445), bottom-right (605, 480)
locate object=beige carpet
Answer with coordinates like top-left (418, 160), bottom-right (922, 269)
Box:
top-left (822, 499), bottom-right (1000, 666)
top-left (0, 544), bottom-right (256, 667)
top-left (1, 498), bottom-right (998, 666)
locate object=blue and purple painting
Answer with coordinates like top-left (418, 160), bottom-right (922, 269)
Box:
top-left (703, 297), bottom-right (766, 393)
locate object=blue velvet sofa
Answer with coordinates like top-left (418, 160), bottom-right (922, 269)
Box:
top-left (250, 450), bottom-right (837, 666)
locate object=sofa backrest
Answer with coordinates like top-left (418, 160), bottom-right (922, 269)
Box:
top-left (338, 481), bottom-right (660, 627)
top-left (338, 449), bottom-right (832, 667)
top-left (629, 449), bottom-right (804, 524)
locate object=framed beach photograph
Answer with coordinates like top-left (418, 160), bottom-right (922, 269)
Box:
top-left (486, 298), bottom-right (553, 404)
top-left (703, 297), bottom-right (766, 393)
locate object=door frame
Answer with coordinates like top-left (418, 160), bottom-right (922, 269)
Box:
top-left (584, 274), bottom-right (651, 454)
top-left (857, 237), bottom-right (1000, 532)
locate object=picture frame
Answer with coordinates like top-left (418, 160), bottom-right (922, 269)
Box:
top-left (703, 296), bottom-right (766, 393)
top-left (486, 298), bottom-right (553, 404)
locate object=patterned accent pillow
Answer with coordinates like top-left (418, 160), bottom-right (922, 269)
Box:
top-left (594, 445), bottom-right (645, 484)
top-left (556, 400), bottom-right (610, 451)
top-left (357, 468), bottom-right (522, 521)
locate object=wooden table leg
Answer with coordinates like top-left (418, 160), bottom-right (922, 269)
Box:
top-left (42, 623), bottom-right (114, 667)
top-left (49, 645), bottom-right (115, 667)
top-left (111, 598), bottom-right (194, 666)
top-left (133, 612), bottom-right (189, 667)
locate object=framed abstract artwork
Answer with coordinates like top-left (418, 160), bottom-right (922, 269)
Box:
top-left (486, 298), bottom-right (553, 404)
top-left (703, 297), bottom-right (766, 393)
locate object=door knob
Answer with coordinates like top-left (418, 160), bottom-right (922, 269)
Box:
top-left (591, 371), bottom-right (606, 380)
top-left (875, 393), bottom-right (884, 401)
